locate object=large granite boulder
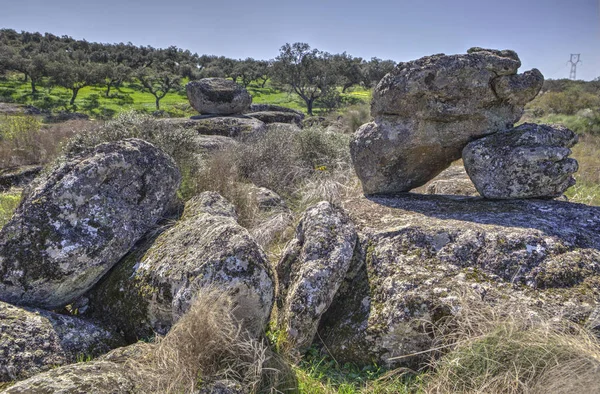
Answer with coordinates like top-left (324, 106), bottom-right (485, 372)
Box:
top-left (187, 78), bottom-right (252, 115)
top-left (315, 195), bottom-right (600, 368)
top-left (0, 361), bottom-right (140, 394)
top-left (350, 48), bottom-right (544, 195)
top-left (85, 192), bottom-right (275, 341)
top-left (463, 123), bottom-right (579, 199)
top-left (276, 202), bottom-right (357, 352)
top-left (162, 116), bottom-right (266, 138)
top-left (0, 138), bottom-right (181, 310)
top-left (0, 301), bottom-right (124, 382)
top-left (246, 111), bottom-right (303, 126)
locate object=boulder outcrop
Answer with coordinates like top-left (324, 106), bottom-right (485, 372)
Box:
top-left (0, 138), bottom-right (181, 309)
top-left (463, 123), bottom-right (578, 199)
top-left (276, 202), bottom-right (357, 352)
top-left (246, 111), bottom-right (303, 126)
top-left (0, 301), bottom-right (124, 382)
top-left (315, 195), bottom-right (600, 368)
top-left (164, 116), bottom-right (266, 138)
top-left (350, 48), bottom-right (544, 194)
top-left (86, 192), bottom-right (275, 340)
top-left (187, 78), bottom-right (252, 115)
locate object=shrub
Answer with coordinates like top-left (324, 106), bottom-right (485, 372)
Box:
top-left (0, 191), bottom-right (21, 227)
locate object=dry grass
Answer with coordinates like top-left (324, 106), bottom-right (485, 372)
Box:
top-left (0, 115), bottom-right (81, 168)
top-left (128, 288), bottom-right (297, 393)
top-left (566, 133), bottom-right (600, 205)
top-left (423, 291), bottom-right (600, 394)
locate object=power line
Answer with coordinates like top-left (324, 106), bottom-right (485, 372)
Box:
top-left (567, 54), bottom-right (581, 80)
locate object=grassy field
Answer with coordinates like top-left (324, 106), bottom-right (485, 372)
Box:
top-left (0, 74), bottom-right (372, 118)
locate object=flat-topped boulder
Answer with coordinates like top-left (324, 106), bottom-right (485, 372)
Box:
top-left (186, 78), bottom-right (252, 115)
top-left (312, 195), bottom-right (600, 368)
top-left (246, 111), bottom-right (303, 126)
top-left (161, 116), bottom-right (266, 138)
top-left (350, 48), bottom-right (544, 195)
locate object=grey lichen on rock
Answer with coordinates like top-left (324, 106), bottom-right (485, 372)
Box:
top-left (187, 78), bottom-right (252, 115)
top-left (350, 48), bottom-right (544, 195)
top-left (0, 138), bottom-right (181, 310)
top-left (317, 194), bottom-right (600, 368)
top-left (463, 123), bottom-right (579, 199)
top-left (86, 191), bottom-right (275, 340)
top-left (276, 201), bottom-right (357, 352)
top-left (0, 301), bottom-right (124, 382)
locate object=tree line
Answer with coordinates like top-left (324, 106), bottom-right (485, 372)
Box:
top-left (0, 29), bottom-right (396, 113)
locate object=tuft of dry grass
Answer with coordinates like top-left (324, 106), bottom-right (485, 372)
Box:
top-left (127, 288), bottom-right (297, 394)
top-left (423, 291), bottom-right (600, 394)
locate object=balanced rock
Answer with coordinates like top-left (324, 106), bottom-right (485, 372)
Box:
top-left (86, 192), bottom-right (275, 340)
top-left (0, 139), bottom-right (181, 310)
top-left (317, 195), bottom-right (600, 368)
top-left (350, 48), bottom-right (544, 194)
top-left (276, 202), bottom-right (357, 352)
top-left (463, 123), bottom-right (578, 199)
top-left (187, 78), bottom-right (252, 115)
top-left (0, 301), bottom-right (124, 382)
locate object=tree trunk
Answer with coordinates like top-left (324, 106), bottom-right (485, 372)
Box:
top-left (106, 83), bottom-right (111, 97)
top-left (261, 79), bottom-right (267, 88)
top-left (70, 88), bottom-right (80, 106)
top-left (23, 73), bottom-right (28, 82)
top-left (306, 99), bottom-right (314, 116)
top-left (31, 80), bottom-right (37, 95)
top-left (342, 83), bottom-right (353, 93)
top-left (155, 96), bottom-right (160, 110)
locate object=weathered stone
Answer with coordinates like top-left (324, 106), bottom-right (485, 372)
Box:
top-left (86, 192), bottom-right (275, 340)
top-left (463, 123), bottom-right (578, 199)
top-left (0, 166), bottom-right (42, 192)
top-left (0, 301), bottom-right (124, 382)
top-left (246, 111), bottom-right (303, 126)
top-left (0, 138), bottom-right (181, 309)
top-left (198, 380), bottom-right (246, 394)
top-left (350, 48), bottom-right (544, 194)
top-left (187, 78), bottom-right (252, 115)
top-left (1, 361), bottom-right (139, 394)
top-left (277, 202), bottom-right (357, 351)
top-left (161, 117), bottom-right (266, 138)
top-left (318, 195), bottom-right (600, 369)
top-left (247, 104), bottom-right (304, 118)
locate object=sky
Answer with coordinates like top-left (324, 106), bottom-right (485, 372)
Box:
top-left (1, 0), bottom-right (599, 80)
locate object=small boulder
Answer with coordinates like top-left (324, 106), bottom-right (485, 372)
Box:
top-left (246, 111), bottom-right (303, 126)
top-left (247, 104), bottom-right (304, 118)
top-left (0, 301), bottom-right (124, 382)
top-left (276, 202), bottom-right (357, 351)
top-left (463, 123), bottom-right (578, 199)
top-left (86, 192), bottom-right (275, 340)
top-left (0, 138), bottom-right (181, 309)
top-left (350, 48), bottom-right (544, 194)
top-left (162, 117), bottom-right (266, 138)
top-left (187, 78), bottom-right (252, 115)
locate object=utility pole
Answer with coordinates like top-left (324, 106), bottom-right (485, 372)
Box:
top-left (568, 54), bottom-right (581, 80)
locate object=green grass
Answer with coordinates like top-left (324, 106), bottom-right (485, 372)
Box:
top-left (0, 191), bottom-right (21, 227)
top-left (0, 74), bottom-right (371, 119)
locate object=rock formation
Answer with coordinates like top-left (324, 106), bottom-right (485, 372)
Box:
top-left (186, 78), bottom-right (252, 115)
top-left (350, 48), bottom-right (544, 195)
top-left (85, 192), bottom-right (275, 340)
top-left (463, 123), bottom-right (579, 198)
top-left (0, 138), bottom-right (181, 310)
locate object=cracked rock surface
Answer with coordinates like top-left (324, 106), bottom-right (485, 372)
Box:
top-left (350, 48), bottom-right (544, 194)
top-left (0, 138), bottom-right (181, 310)
top-left (463, 123), bottom-right (579, 199)
top-left (187, 78), bottom-right (252, 115)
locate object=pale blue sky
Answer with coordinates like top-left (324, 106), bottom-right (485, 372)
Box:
top-left (2, 0), bottom-right (599, 80)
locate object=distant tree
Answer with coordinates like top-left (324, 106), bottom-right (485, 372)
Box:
top-left (98, 62), bottom-right (131, 96)
top-left (332, 52), bottom-right (364, 92)
top-left (47, 50), bottom-right (102, 105)
top-left (362, 57), bottom-right (396, 87)
top-left (255, 60), bottom-right (272, 88)
top-left (272, 43), bottom-right (338, 115)
top-left (135, 49), bottom-right (183, 110)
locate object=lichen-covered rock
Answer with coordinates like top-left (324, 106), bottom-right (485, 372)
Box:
top-left (318, 195), bottom-right (600, 368)
top-left (246, 111), bottom-right (303, 126)
top-left (0, 301), bottom-right (124, 382)
top-left (187, 78), bottom-right (252, 115)
top-left (162, 116), bottom-right (266, 138)
top-left (350, 48), bottom-right (544, 194)
top-left (463, 123), bottom-right (578, 199)
top-left (0, 138), bottom-right (181, 309)
top-left (1, 361), bottom-right (139, 394)
top-left (86, 192), bottom-right (275, 340)
top-left (246, 104), bottom-right (304, 118)
top-left (277, 202), bottom-right (357, 351)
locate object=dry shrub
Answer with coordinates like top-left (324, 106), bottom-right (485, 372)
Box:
top-left (566, 133), bottom-right (600, 205)
top-left (0, 115), bottom-right (80, 168)
top-left (128, 288), bottom-right (297, 393)
top-left (424, 291), bottom-right (600, 394)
